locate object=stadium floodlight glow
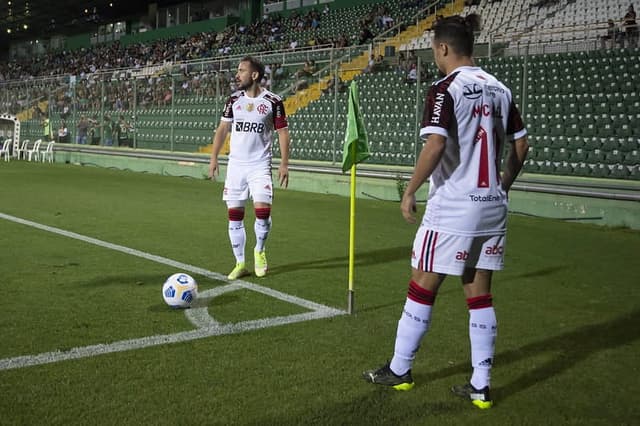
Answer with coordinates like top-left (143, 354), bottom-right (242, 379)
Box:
top-left (22, 24), bottom-right (27, 29)
top-left (6, 28), bottom-right (11, 34)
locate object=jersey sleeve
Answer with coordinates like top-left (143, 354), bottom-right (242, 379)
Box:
top-left (221, 95), bottom-right (236, 122)
top-left (273, 98), bottom-right (288, 130)
top-left (506, 100), bottom-right (527, 141)
top-left (420, 81), bottom-right (455, 140)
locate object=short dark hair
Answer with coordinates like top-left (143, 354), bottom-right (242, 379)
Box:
top-left (240, 56), bottom-right (265, 82)
top-left (432, 14), bottom-right (481, 57)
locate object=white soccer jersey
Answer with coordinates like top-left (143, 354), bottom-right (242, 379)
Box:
top-left (221, 89), bottom-right (288, 165)
top-left (419, 65), bottom-right (527, 236)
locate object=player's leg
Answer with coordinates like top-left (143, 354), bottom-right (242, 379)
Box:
top-left (247, 167), bottom-right (274, 277)
top-left (223, 167), bottom-right (250, 280)
top-left (363, 227), bottom-right (451, 390)
top-left (451, 235), bottom-right (504, 409)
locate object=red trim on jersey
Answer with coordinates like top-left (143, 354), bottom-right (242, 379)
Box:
top-left (407, 280), bottom-right (436, 305)
top-left (476, 127), bottom-right (489, 188)
top-left (255, 207), bottom-right (271, 219)
top-left (466, 294), bottom-right (493, 310)
top-left (228, 208), bottom-right (245, 221)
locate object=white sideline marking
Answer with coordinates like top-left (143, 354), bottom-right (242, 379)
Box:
top-left (0, 212), bottom-right (346, 371)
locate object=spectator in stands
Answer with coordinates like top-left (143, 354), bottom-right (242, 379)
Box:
top-left (89, 115), bottom-right (101, 145)
top-left (102, 115), bottom-right (114, 146)
top-left (623, 4), bottom-right (638, 47)
top-left (42, 115), bottom-right (53, 141)
top-left (322, 74), bottom-right (346, 94)
top-left (76, 116), bottom-right (89, 144)
top-left (116, 115), bottom-right (132, 148)
top-left (601, 19), bottom-right (621, 49)
top-left (57, 120), bottom-right (69, 143)
top-left (363, 54), bottom-right (376, 73)
top-left (295, 60), bottom-right (316, 79)
top-left (359, 25), bottom-right (374, 45)
top-left (405, 63), bottom-right (418, 83)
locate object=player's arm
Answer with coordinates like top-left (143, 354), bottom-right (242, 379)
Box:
top-left (276, 127), bottom-right (290, 188)
top-left (501, 135), bottom-right (529, 193)
top-left (401, 134), bottom-right (446, 224)
top-left (209, 120), bottom-right (231, 180)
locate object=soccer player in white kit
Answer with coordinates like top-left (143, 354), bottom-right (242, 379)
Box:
top-left (363, 14), bottom-right (529, 409)
top-left (208, 56), bottom-right (290, 280)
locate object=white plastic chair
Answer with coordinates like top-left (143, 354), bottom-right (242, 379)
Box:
top-left (41, 141), bottom-right (55, 163)
top-left (17, 140), bottom-right (29, 159)
top-left (27, 139), bottom-right (42, 162)
top-left (11, 139), bottom-right (21, 159)
top-left (0, 139), bottom-right (11, 162)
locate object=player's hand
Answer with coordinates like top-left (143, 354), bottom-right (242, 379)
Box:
top-left (208, 158), bottom-right (219, 181)
top-left (401, 192), bottom-right (417, 224)
top-left (278, 163), bottom-right (289, 188)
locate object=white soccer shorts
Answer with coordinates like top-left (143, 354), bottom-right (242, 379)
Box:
top-left (411, 227), bottom-right (506, 276)
top-left (223, 163), bottom-right (273, 208)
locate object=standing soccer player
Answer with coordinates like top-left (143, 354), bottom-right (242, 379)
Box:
top-left (362, 14), bottom-right (528, 409)
top-left (209, 56), bottom-right (290, 279)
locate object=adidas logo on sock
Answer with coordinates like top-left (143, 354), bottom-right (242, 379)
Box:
top-left (478, 358), bottom-right (493, 367)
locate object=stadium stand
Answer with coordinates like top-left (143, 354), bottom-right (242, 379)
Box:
top-left (0, 0), bottom-right (638, 180)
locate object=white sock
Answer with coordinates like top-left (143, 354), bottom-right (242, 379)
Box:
top-left (390, 298), bottom-right (432, 376)
top-left (254, 217), bottom-right (271, 252)
top-left (228, 220), bottom-right (246, 263)
top-left (469, 307), bottom-right (497, 389)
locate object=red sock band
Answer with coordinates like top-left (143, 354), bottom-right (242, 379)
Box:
top-left (407, 280), bottom-right (436, 305)
top-left (466, 294), bottom-right (493, 310)
top-left (228, 208), bottom-right (244, 221)
top-left (255, 207), bottom-right (271, 220)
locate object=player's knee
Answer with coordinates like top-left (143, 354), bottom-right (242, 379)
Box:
top-left (255, 207), bottom-right (271, 220)
top-left (228, 208), bottom-right (245, 221)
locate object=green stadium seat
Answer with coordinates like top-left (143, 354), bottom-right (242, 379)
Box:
top-left (570, 148), bottom-right (588, 162)
top-left (574, 162), bottom-right (593, 177)
top-left (623, 150), bottom-right (639, 166)
top-left (606, 150), bottom-right (624, 164)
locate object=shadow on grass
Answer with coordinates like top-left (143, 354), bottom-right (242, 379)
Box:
top-left (246, 389), bottom-right (461, 426)
top-left (420, 308), bottom-right (640, 403)
top-left (269, 245), bottom-right (409, 275)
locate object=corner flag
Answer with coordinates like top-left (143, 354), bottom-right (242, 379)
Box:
top-left (342, 81), bottom-right (369, 314)
top-left (342, 81), bottom-right (370, 172)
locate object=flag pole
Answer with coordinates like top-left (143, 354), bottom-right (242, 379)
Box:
top-left (348, 142), bottom-right (357, 315)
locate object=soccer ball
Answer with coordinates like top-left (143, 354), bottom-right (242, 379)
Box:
top-left (162, 273), bottom-right (198, 308)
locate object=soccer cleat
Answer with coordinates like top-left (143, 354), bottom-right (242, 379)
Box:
top-left (451, 383), bottom-right (493, 409)
top-left (254, 249), bottom-right (268, 277)
top-left (227, 262), bottom-right (249, 280)
top-left (362, 362), bottom-right (415, 391)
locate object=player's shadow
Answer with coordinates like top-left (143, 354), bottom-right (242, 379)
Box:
top-left (416, 307), bottom-right (640, 403)
top-left (268, 245), bottom-right (408, 275)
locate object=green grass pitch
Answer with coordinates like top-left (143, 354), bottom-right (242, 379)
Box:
top-left (0, 161), bottom-right (638, 425)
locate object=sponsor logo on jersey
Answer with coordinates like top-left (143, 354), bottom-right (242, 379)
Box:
top-left (235, 121), bottom-right (265, 133)
top-left (468, 194), bottom-right (504, 202)
top-left (472, 104), bottom-right (502, 118)
top-left (246, 103), bottom-right (254, 112)
top-left (430, 92), bottom-right (445, 124)
top-left (463, 83), bottom-right (483, 99)
top-left (456, 250), bottom-right (469, 261)
top-left (257, 103), bottom-right (268, 115)
top-left (484, 245), bottom-right (504, 255)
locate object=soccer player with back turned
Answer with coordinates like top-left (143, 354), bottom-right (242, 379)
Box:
top-left (209, 56), bottom-right (290, 280)
top-left (362, 14), bottom-right (529, 409)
